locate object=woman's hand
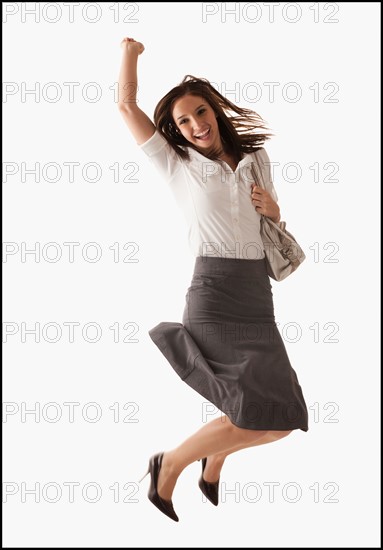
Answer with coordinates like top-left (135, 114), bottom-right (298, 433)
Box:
top-left (120, 37), bottom-right (145, 55)
top-left (251, 184), bottom-right (280, 223)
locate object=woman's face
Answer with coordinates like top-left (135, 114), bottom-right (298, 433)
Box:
top-left (172, 94), bottom-right (221, 152)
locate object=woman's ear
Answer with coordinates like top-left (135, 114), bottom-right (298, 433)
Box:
top-left (170, 122), bottom-right (180, 134)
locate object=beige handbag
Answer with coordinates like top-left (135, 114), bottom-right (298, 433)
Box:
top-left (250, 161), bottom-right (306, 281)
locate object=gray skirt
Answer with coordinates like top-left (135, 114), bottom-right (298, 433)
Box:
top-left (148, 256), bottom-right (309, 432)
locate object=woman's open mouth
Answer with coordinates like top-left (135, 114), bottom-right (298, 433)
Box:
top-left (194, 128), bottom-right (211, 141)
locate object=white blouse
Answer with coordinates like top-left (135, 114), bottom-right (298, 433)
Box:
top-left (139, 130), bottom-right (278, 260)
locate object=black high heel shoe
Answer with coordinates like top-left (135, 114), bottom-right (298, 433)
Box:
top-left (198, 457), bottom-right (219, 506)
top-left (139, 452), bottom-right (179, 522)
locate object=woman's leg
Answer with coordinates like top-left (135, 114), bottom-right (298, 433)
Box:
top-left (157, 415), bottom-right (291, 499)
top-left (202, 428), bottom-right (292, 483)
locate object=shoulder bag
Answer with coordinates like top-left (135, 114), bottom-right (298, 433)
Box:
top-left (250, 161), bottom-right (306, 281)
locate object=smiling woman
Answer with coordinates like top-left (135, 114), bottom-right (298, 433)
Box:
top-left (172, 95), bottom-right (240, 170)
top-left (117, 37), bottom-right (308, 523)
top-left (152, 73), bottom-right (275, 170)
top-left (173, 98), bottom-right (218, 143)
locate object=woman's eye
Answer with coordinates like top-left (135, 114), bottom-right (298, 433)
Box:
top-left (179, 109), bottom-right (205, 125)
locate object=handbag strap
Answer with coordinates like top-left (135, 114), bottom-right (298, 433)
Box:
top-left (250, 156), bottom-right (268, 222)
top-left (249, 156), bottom-right (266, 191)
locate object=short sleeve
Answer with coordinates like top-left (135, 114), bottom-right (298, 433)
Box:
top-left (139, 129), bottom-right (183, 182)
top-left (254, 148), bottom-right (279, 202)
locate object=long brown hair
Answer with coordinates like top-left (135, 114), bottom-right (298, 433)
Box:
top-left (153, 75), bottom-right (274, 166)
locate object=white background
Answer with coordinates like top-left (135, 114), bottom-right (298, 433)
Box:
top-left (3, 2), bottom-right (380, 547)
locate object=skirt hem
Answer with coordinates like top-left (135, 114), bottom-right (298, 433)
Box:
top-left (148, 321), bottom-right (309, 433)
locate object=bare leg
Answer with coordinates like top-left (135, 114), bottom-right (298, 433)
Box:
top-left (202, 428), bottom-right (292, 482)
top-left (157, 415), bottom-right (291, 499)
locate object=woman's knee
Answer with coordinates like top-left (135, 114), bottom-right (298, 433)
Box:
top-left (225, 418), bottom-right (293, 443)
top-left (268, 429), bottom-right (293, 441)
top-left (229, 422), bottom-right (269, 443)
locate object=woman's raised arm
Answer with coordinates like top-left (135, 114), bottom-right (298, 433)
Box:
top-left (117, 38), bottom-right (156, 145)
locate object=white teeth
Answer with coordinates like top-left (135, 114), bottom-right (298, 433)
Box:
top-left (195, 128), bottom-right (210, 138)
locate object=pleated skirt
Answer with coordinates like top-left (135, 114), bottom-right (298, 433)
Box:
top-left (148, 256), bottom-right (309, 432)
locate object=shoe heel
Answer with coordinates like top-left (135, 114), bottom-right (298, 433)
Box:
top-left (138, 467), bottom-right (149, 483)
top-left (146, 452), bottom-right (179, 522)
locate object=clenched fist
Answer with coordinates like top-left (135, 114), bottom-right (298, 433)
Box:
top-left (120, 37), bottom-right (145, 55)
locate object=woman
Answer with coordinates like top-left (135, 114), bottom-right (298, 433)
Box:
top-left (117, 37), bottom-right (309, 522)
